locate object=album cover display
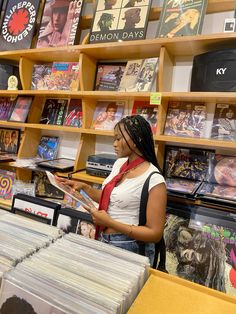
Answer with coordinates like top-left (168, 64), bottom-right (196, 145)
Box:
top-left (36, 136), bottom-right (59, 160)
top-left (89, 0), bottom-right (152, 44)
top-left (164, 101), bottom-right (207, 138)
top-left (8, 96), bottom-right (33, 123)
top-left (0, 128), bottom-right (20, 154)
top-left (0, 169), bottom-right (15, 200)
top-left (0, 97), bottom-right (15, 121)
top-left (36, 158), bottom-right (74, 172)
top-left (63, 99), bottom-right (82, 127)
top-left (118, 59), bottom-right (144, 91)
top-left (0, 0), bottom-right (41, 51)
top-left (131, 101), bottom-right (158, 133)
top-left (156, 0), bottom-right (207, 38)
top-left (91, 100), bottom-right (125, 130)
top-left (197, 182), bottom-right (236, 202)
top-left (135, 57), bottom-right (159, 92)
top-left (94, 63), bottom-right (126, 91)
top-left (211, 104), bottom-right (236, 141)
top-left (0, 63), bottom-right (18, 90)
top-left (166, 177), bottom-right (201, 196)
top-left (51, 62), bottom-right (80, 91)
top-left (31, 64), bottom-right (52, 90)
top-left (33, 171), bottom-right (64, 199)
top-left (36, 0), bottom-right (84, 48)
top-left (164, 146), bottom-right (211, 181)
top-left (40, 98), bottom-right (68, 125)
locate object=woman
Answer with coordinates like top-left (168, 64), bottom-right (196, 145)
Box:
top-left (57, 115), bottom-right (166, 265)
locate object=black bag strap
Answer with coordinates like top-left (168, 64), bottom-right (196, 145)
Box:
top-left (138, 171), bottom-right (167, 271)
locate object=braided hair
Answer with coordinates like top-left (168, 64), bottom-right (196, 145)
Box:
top-left (116, 115), bottom-right (162, 173)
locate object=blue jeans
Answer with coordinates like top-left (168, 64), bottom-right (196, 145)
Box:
top-left (99, 233), bottom-right (155, 266)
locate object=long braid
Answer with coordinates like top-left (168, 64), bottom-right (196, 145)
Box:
top-left (117, 115), bottom-right (162, 173)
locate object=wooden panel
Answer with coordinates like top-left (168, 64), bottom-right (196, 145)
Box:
top-left (158, 47), bottom-right (174, 92)
top-left (72, 170), bottom-right (105, 184)
top-left (19, 57), bottom-right (34, 90)
top-left (27, 96), bottom-right (46, 124)
top-left (18, 128), bottom-right (41, 158)
top-left (74, 133), bottom-right (96, 170)
top-left (80, 53), bottom-right (97, 91)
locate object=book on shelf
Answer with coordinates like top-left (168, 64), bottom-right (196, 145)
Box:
top-left (0, 128), bottom-right (20, 155)
top-left (0, 97), bottom-right (15, 121)
top-left (118, 59), bottom-right (144, 91)
top-left (31, 64), bottom-right (52, 90)
top-left (135, 57), bottom-right (159, 92)
top-left (63, 99), bottom-right (82, 127)
top-left (8, 96), bottom-right (33, 123)
top-left (94, 63), bottom-right (126, 91)
top-left (51, 62), bottom-right (80, 91)
top-left (40, 98), bottom-right (68, 125)
top-left (156, 0), bottom-right (208, 38)
top-left (89, 0), bottom-right (152, 44)
top-left (0, 0), bottom-right (41, 51)
top-left (91, 100), bottom-right (125, 130)
top-left (0, 169), bottom-right (16, 200)
top-left (36, 136), bottom-right (59, 160)
top-left (131, 101), bottom-right (158, 133)
top-left (36, 0), bottom-right (84, 48)
top-left (164, 101), bottom-right (207, 138)
top-left (211, 103), bottom-right (236, 141)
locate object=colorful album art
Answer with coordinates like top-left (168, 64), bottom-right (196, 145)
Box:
top-left (131, 101), bottom-right (158, 134)
top-left (166, 177), bottom-right (201, 195)
top-left (0, 169), bottom-right (15, 200)
top-left (164, 101), bottom-right (206, 138)
top-left (164, 211), bottom-right (236, 296)
top-left (51, 62), bottom-right (80, 91)
top-left (94, 63), bottom-right (126, 91)
top-left (89, 0), bottom-right (152, 43)
top-left (36, 0), bottom-right (84, 48)
top-left (9, 96), bottom-right (33, 123)
top-left (0, 128), bottom-right (20, 154)
top-left (63, 99), bottom-right (82, 127)
top-left (91, 100), bottom-right (125, 130)
top-left (0, 0), bottom-right (41, 51)
top-left (36, 136), bottom-right (59, 160)
top-left (31, 64), bottom-right (52, 90)
top-left (34, 171), bottom-right (64, 199)
top-left (197, 182), bottom-right (236, 202)
top-left (40, 98), bottom-right (68, 125)
top-left (164, 146), bottom-right (211, 181)
top-left (211, 104), bottom-right (236, 141)
top-left (0, 98), bottom-right (15, 121)
top-left (208, 154), bottom-right (236, 188)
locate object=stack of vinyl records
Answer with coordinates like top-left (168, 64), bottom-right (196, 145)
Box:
top-left (0, 213), bottom-right (63, 284)
top-left (0, 233), bottom-right (150, 314)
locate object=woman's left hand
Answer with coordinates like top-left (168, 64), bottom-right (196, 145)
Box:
top-left (91, 210), bottom-right (112, 227)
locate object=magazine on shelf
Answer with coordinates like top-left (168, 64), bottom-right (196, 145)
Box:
top-left (51, 62), bottom-right (80, 91)
top-left (211, 103), bottom-right (236, 141)
top-left (164, 101), bottom-right (207, 138)
top-left (0, 0), bottom-right (41, 51)
top-left (131, 101), bottom-right (158, 133)
top-left (0, 97), bottom-right (15, 121)
top-left (31, 64), bottom-right (53, 90)
top-left (91, 100), bottom-right (125, 130)
top-left (156, 0), bottom-right (208, 38)
top-left (135, 58), bottom-right (159, 92)
top-left (118, 59), bottom-right (144, 91)
top-left (8, 96), bottom-right (33, 123)
top-left (36, 136), bottom-right (59, 160)
top-left (94, 63), bottom-right (126, 91)
top-left (0, 169), bottom-right (16, 200)
top-left (36, 0), bottom-right (84, 48)
top-left (63, 99), bottom-right (82, 127)
top-left (40, 98), bottom-right (68, 125)
top-left (46, 171), bottom-right (95, 213)
top-left (89, 0), bottom-right (152, 44)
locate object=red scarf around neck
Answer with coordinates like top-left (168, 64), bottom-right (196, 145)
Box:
top-left (96, 156), bottom-right (145, 238)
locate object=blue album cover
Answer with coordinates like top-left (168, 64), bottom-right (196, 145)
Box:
top-left (36, 135), bottom-right (59, 160)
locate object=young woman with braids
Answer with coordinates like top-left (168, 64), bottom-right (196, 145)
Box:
top-left (57, 115), bottom-right (167, 265)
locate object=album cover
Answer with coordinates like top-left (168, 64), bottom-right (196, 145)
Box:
top-left (63, 99), bottom-right (82, 127)
top-left (36, 158), bottom-right (74, 172)
top-left (8, 96), bottom-right (33, 123)
top-left (197, 182), bottom-right (236, 202)
top-left (0, 97), bottom-right (15, 120)
top-left (36, 0), bottom-right (84, 48)
top-left (164, 146), bottom-right (211, 181)
top-left (118, 59), bottom-right (144, 91)
top-left (91, 100), bottom-right (125, 130)
top-left (0, 128), bottom-right (20, 154)
top-left (156, 0), bottom-right (208, 38)
top-left (211, 104), bottom-right (236, 141)
top-left (0, 0), bottom-right (41, 51)
top-left (51, 62), bottom-right (80, 91)
top-left (36, 136), bottom-right (59, 160)
top-left (33, 171), bottom-right (64, 199)
top-left (94, 63), bottom-right (126, 91)
top-left (164, 101), bottom-right (207, 138)
top-left (131, 101), bottom-right (158, 133)
top-left (31, 64), bottom-right (52, 90)
top-left (0, 169), bottom-right (15, 200)
top-left (135, 57), bottom-right (159, 92)
top-left (89, 0), bottom-right (152, 44)
top-left (207, 153), bottom-right (236, 188)
top-left (40, 98), bottom-right (68, 125)
top-left (166, 177), bottom-right (201, 196)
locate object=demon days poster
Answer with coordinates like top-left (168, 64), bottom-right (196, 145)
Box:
top-left (89, 0), bottom-right (152, 44)
top-left (0, 0), bottom-right (40, 50)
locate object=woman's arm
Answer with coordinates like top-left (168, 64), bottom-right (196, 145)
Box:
top-left (92, 183), bottom-right (167, 243)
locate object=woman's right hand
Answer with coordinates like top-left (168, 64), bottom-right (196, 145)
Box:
top-left (55, 176), bottom-right (86, 192)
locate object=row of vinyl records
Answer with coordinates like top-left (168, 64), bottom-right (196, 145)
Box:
top-left (0, 0), bottom-right (207, 51)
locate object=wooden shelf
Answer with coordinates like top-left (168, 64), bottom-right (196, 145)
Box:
top-left (70, 170), bottom-right (105, 184)
top-left (0, 199), bottom-right (12, 210)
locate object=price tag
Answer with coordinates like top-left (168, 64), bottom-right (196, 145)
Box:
top-left (150, 92), bottom-right (161, 105)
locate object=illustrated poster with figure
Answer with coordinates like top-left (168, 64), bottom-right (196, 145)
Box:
top-left (131, 100), bottom-right (158, 133)
top-left (89, 0), bottom-right (152, 43)
top-left (0, 0), bottom-right (41, 51)
top-left (156, 0), bottom-right (208, 38)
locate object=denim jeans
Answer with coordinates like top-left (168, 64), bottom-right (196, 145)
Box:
top-left (99, 233), bottom-right (155, 266)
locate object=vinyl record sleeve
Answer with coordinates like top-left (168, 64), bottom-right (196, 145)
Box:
top-left (33, 171), bottom-right (64, 200)
top-left (118, 59), bottom-right (144, 91)
top-left (51, 62), bottom-right (80, 91)
top-left (0, 97), bottom-right (15, 121)
top-left (31, 64), bottom-right (53, 90)
top-left (63, 99), bottom-right (82, 127)
top-left (94, 63), bottom-right (126, 91)
top-left (36, 158), bottom-right (75, 172)
top-left (36, 136), bottom-right (59, 160)
top-left (40, 99), bottom-right (68, 125)
top-left (166, 177), bottom-right (201, 196)
top-left (8, 96), bottom-right (33, 123)
top-left (131, 101), bottom-right (158, 133)
top-left (0, 127), bottom-right (20, 154)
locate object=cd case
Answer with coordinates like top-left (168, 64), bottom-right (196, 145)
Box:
top-left (36, 158), bottom-right (75, 172)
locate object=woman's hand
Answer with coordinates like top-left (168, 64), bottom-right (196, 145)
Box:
top-left (91, 210), bottom-right (112, 228)
top-left (55, 176), bottom-right (85, 192)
